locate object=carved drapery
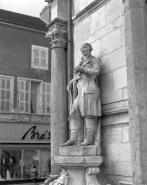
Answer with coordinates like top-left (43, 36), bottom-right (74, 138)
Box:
top-left (46, 24), bottom-right (67, 48)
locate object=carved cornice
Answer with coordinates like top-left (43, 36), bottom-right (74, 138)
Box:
top-left (46, 18), bottom-right (68, 48)
top-left (72, 0), bottom-right (107, 26)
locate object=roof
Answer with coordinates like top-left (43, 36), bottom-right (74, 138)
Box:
top-left (0, 9), bottom-right (48, 31)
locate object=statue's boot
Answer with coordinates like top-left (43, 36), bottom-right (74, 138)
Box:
top-left (81, 128), bottom-right (94, 145)
top-left (61, 129), bottom-right (78, 146)
top-left (81, 118), bottom-right (95, 146)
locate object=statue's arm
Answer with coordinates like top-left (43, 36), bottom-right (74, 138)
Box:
top-left (76, 58), bottom-right (101, 75)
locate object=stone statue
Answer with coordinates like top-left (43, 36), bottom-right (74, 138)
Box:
top-left (62, 43), bottom-right (101, 146)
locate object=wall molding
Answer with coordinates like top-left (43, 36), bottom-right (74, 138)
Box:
top-left (72, 0), bottom-right (107, 26)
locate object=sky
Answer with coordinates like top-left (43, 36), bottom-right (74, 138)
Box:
top-left (0, 0), bottom-right (47, 17)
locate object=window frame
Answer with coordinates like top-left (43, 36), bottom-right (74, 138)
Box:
top-left (17, 77), bottom-right (50, 115)
top-left (31, 45), bottom-right (49, 70)
top-left (0, 75), bottom-right (14, 112)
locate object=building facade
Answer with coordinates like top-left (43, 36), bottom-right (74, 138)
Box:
top-left (0, 9), bottom-right (51, 180)
top-left (41, 0), bottom-right (147, 185)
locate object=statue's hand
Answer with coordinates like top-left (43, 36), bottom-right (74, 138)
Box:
top-left (74, 66), bottom-right (85, 73)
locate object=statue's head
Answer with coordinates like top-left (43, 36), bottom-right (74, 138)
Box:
top-left (80, 43), bottom-right (93, 56)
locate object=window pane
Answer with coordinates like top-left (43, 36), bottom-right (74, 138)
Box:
top-left (20, 81), bottom-right (24, 90)
top-left (41, 59), bottom-right (46, 67)
top-left (20, 102), bottom-right (24, 112)
top-left (6, 101), bottom-right (10, 111)
top-left (25, 103), bottom-right (29, 112)
top-left (1, 101), bottom-right (5, 111)
top-left (42, 84), bottom-right (45, 93)
top-left (25, 92), bottom-right (29, 102)
top-left (6, 91), bottom-right (10, 100)
top-left (34, 57), bottom-right (39, 66)
top-left (47, 95), bottom-right (50, 103)
top-left (47, 105), bottom-right (50, 114)
top-left (42, 94), bottom-right (45, 104)
top-left (1, 79), bottom-right (5, 88)
top-left (1, 150), bottom-right (22, 179)
top-left (41, 50), bottom-right (46, 58)
top-left (42, 104), bottom-right (45, 114)
top-left (6, 79), bottom-right (11, 89)
top-left (20, 92), bottom-right (24, 101)
top-left (47, 84), bottom-right (50, 93)
top-left (26, 81), bottom-right (29, 91)
top-left (1, 90), bottom-right (5, 99)
top-left (34, 49), bottom-right (39, 57)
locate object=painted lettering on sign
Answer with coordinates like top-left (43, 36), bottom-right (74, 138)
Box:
top-left (21, 126), bottom-right (51, 140)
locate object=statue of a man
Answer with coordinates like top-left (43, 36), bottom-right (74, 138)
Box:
top-left (62, 43), bottom-right (101, 146)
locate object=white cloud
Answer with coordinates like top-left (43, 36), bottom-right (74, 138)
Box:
top-left (0, 0), bottom-right (47, 17)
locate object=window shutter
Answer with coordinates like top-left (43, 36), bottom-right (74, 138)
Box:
top-left (37, 82), bottom-right (42, 114)
top-left (32, 46), bottom-right (40, 69)
top-left (45, 49), bottom-right (48, 70)
top-left (10, 78), bottom-right (14, 111)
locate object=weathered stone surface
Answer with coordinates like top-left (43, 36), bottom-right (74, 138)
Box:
top-left (102, 126), bottom-right (123, 144)
top-left (108, 46), bottom-right (126, 71)
top-left (73, 0), bottom-right (95, 16)
top-left (91, 40), bottom-right (100, 57)
top-left (91, 6), bottom-right (105, 34)
top-left (114, 16), bottom-right (124, 29)
top-left (106, 0), bottom-right (124, 25)
top-left (101, 89), bottom-right (123, 105)
top-left (54, 156), bottom-right (103, 167)
top-left (105, 161), bottom-right (132, 176)
top-left (118, 143), bottom-right (131, 162)
top-left (122, 126), bottom-right (129, 142)
top-left (76, 16), bottom-right (91, 41)
top-left (123, 88), bottom-right (128, 100)
top-left (59, 146), bottom-right (97, 156)
top-left (95, 22), bottom-right (114, 41)
top-left (102, 101), bottom-right (125, 112)
top-left (100, 55), bottom-right (109, 75)
top-left (98, 73), bottom-right (114, 93)
top-left (124, 0), bottom-right (147, 183)
top-left (100, 28), bottom-right (121, 56)
top-left (102, 113), bottom-right (129, 126)
top-left (113, 66), bottom-right (127, 89)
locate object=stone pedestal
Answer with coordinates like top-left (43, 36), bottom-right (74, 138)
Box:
top-left (52, 146), bottom-right (103, 185)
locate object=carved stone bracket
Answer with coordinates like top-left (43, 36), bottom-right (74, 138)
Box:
top-left (49, 169), bottom-right (69, 185)
top-left (46, 24), bottom-right (67, 48)
top-left (85, 167), bottom-right (100, 185)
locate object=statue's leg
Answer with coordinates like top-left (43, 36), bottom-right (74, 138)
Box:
top-left (61, 117), bottom-right (80, 146)
top-left (81, 118), bottom-right (95, 146)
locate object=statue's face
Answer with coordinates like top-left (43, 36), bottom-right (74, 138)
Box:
top-left (80, 44), bottom-right (91, 56)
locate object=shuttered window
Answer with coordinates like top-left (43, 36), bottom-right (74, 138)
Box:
top-left (31, 45), bottom-right (48, 70)
top-left (18, 78), bottom-right (50, 115)
top-left (0, 76), bottom-right (14, 112)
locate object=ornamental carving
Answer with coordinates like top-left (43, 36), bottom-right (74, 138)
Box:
top-left (46, 24), bottom-right (67, 48)
top-left (85, 167), bottom-right (100, 185)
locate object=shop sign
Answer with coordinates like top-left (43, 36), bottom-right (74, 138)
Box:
top-left (21, 125), bottom-right (51, 140)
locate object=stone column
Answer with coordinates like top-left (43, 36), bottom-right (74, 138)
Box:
top-left (46, 21), bottom-right (68, 175)
top-left (123, 0), bottom-right (147, 184)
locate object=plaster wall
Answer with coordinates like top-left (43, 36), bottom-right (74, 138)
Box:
top-left (73, 0), bottom-right (131, 184)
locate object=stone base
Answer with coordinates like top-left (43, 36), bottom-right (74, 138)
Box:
top-left (60, 145), bottom-right (97, 156)
top-left (49, 146), bottom-right (103, 185)
top-left (54, 156), bottom-right (103, 167)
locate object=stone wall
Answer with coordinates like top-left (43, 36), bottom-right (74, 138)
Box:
top-left (73, 0), bottom-right (131, 184)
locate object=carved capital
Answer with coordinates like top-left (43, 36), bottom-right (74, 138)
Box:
top-left (46, 24), bottom-right (67, 48)
top-left (85, 167), bottom-right (100, 185)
